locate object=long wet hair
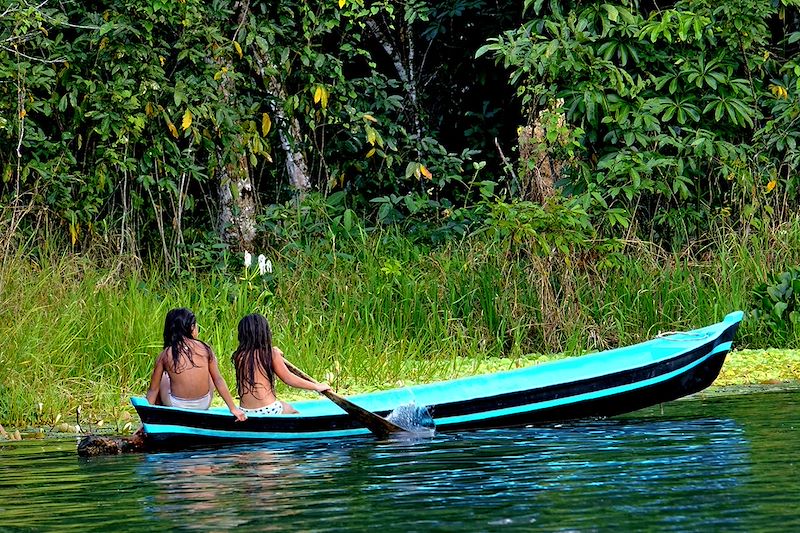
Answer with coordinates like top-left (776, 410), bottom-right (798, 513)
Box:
top-left (163, 308), bottom-right (208, 372)
top-left (232, 313), bottom-right (275, 398)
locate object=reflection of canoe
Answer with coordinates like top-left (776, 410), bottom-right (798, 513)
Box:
top-left (132, 311), bottom-right (743, 446)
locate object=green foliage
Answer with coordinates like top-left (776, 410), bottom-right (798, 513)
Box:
top-left (479, 0), bottom-right (800, 246)
top-left (6, 0), bottom-right (800, 260)
top-left (476, 196), bottom-right (597, 256)
top-left (2, 0), bottom-right (508, 261)
top-left (750, 268), bottom-right (800, 342)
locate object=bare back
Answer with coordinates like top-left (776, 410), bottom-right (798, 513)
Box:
top-left (237, 347), bottom-right (279, 409)
top-left (160, 339), bottom-right (213, 399)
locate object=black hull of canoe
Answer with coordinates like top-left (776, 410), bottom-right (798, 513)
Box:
top-left (439, 324), bottom-right (736, 432)
top-left (133, 313), bottom-right (741, 447)
top-left (442, 350), bottom-right (727, 432)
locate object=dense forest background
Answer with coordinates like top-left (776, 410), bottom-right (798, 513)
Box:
top-left (3, 0), bottom-right (799, 266)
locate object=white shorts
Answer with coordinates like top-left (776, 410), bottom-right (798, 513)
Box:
top-left (240, 400), bottom-right (284, 415)
top-left (167, 391), bottom-right (213, 410)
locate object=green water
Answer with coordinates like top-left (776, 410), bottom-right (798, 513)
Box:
top-left (1, 390), bottom-right (798, 531)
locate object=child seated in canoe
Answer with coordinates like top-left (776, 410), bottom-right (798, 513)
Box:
top-left (146, 308), bottom-right (246, 421)
top-left (232, 313), bottom-right (330, 415)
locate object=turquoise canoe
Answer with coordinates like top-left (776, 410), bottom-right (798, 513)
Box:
top-left (132, 311), bottom-right (743, 446)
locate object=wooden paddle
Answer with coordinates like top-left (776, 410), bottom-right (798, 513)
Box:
top-left (284, 359), bottom-right (406, 438)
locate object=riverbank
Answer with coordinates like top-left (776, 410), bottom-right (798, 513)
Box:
top-left (0, 348), bottom-right (797, 439)
top-left (2, 220), bottom-right (799, 430)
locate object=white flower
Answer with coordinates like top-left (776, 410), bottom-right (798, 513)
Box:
top-left (265, 259), bottom-right (273, 273)
top-left (258, 254), bottom-right (266, 275)
top-left (244, 251), bottom-right (252, 268)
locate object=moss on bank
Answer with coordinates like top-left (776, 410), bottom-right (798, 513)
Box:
top-left (714, 349), bottom-right (800, 387)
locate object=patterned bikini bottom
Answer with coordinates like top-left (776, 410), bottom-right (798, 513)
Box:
top-left (240, 400), bottom-right (284, 415)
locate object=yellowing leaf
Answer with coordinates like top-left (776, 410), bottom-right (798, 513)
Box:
top-left (145, 102), bottom-right (154, 117)
top-left (233, 40), bottom-right (243, 59)
top-left (181, 109), bottom-right (192, 130)
top-left (262, 113), bottom-right (272, 136)
top-left (312, 86), bottom-right (329, 108)
top-left (363, 113), bottom-right (377, 122)
top-left (19, 109), bottom-right (26, 119)
top-left (69, 223), bottom-right (78, 245)
top-left (770, 84), bottom-right (788, 99)
top-left (339, 0), bottom-right (346, 7)
top-left (420, 165), bottom-right (433, 179)
top-left (366, 147), bottom-right (376, 158)
top-left (214, 67), bottom-right (228, 81)
top-left (766, 179), bottom-right (777, 193)
top-left (319, 87), bottom-right (329, 108)
top-left (167, 121), bottom-right (178, 138)
top-left (366, 127), bottom-right (376, 146)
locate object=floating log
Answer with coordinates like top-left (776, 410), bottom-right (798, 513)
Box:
top-left (77, 430), bottom-right (146, 457)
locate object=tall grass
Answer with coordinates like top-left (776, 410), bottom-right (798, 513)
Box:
top-left (1, 218), bottom-right (799, 426)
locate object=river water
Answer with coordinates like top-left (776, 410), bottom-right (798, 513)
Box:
top-left (1, 390), bottom-right (798, 531)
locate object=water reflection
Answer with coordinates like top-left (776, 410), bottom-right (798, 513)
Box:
top-left (143, 452), bottom-right (248, 529)
top-left (1, 391), bottom-right (798, 531)
top-left (130, 417), bottom-right (754, 531)
top-left (138, 442), bottom-right (366, 531)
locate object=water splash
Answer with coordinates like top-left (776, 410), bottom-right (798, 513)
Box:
top-left (385, 402), bottom-right (436, 435)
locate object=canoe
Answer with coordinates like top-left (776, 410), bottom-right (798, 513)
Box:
top-left (132, 311), bottom-right (743, 446)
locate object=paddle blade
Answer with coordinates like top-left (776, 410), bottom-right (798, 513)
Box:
top-left (321, 390), bottom-right (406, 438)
top-left (283, 358), bottom-right (406, 438)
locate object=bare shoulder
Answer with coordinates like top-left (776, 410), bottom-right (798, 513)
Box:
top-left (271, 346), bottom-right (284, 359)
top-left (188, 339), bottom-right (215, 360)
top-left (155, 348), bottom-right (170, 370)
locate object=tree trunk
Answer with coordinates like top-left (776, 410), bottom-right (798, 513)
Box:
top-left (365, 14), bottom-right (425, 191)
top-left (517, 99), bottom-right (565, 204)
top-left (217, 154), bottom-right (256, 250)
top-left (269, 79), bottom-right (311, 192)
top-left (251, 51), bottom-right (311, 193)
top-left (215, 2), bottom-right (257, 250)
top-left (365, 17), bottom-right (424, 146)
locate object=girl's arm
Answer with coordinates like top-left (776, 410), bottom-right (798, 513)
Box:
top-left (145, 354), bottom-right (165, 405)
top-left (208, 354), bottom-right (247, 421)
top-left (272, 347), bottom-right (331, 392)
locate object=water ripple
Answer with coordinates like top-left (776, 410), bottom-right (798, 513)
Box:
top-left (1, 392), bottom-right (798, 531)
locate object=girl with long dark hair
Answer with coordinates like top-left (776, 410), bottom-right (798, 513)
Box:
top-left (232, 313), bottom-right (329, 415)
top-left (146, 308), bottom-right (246, 421)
